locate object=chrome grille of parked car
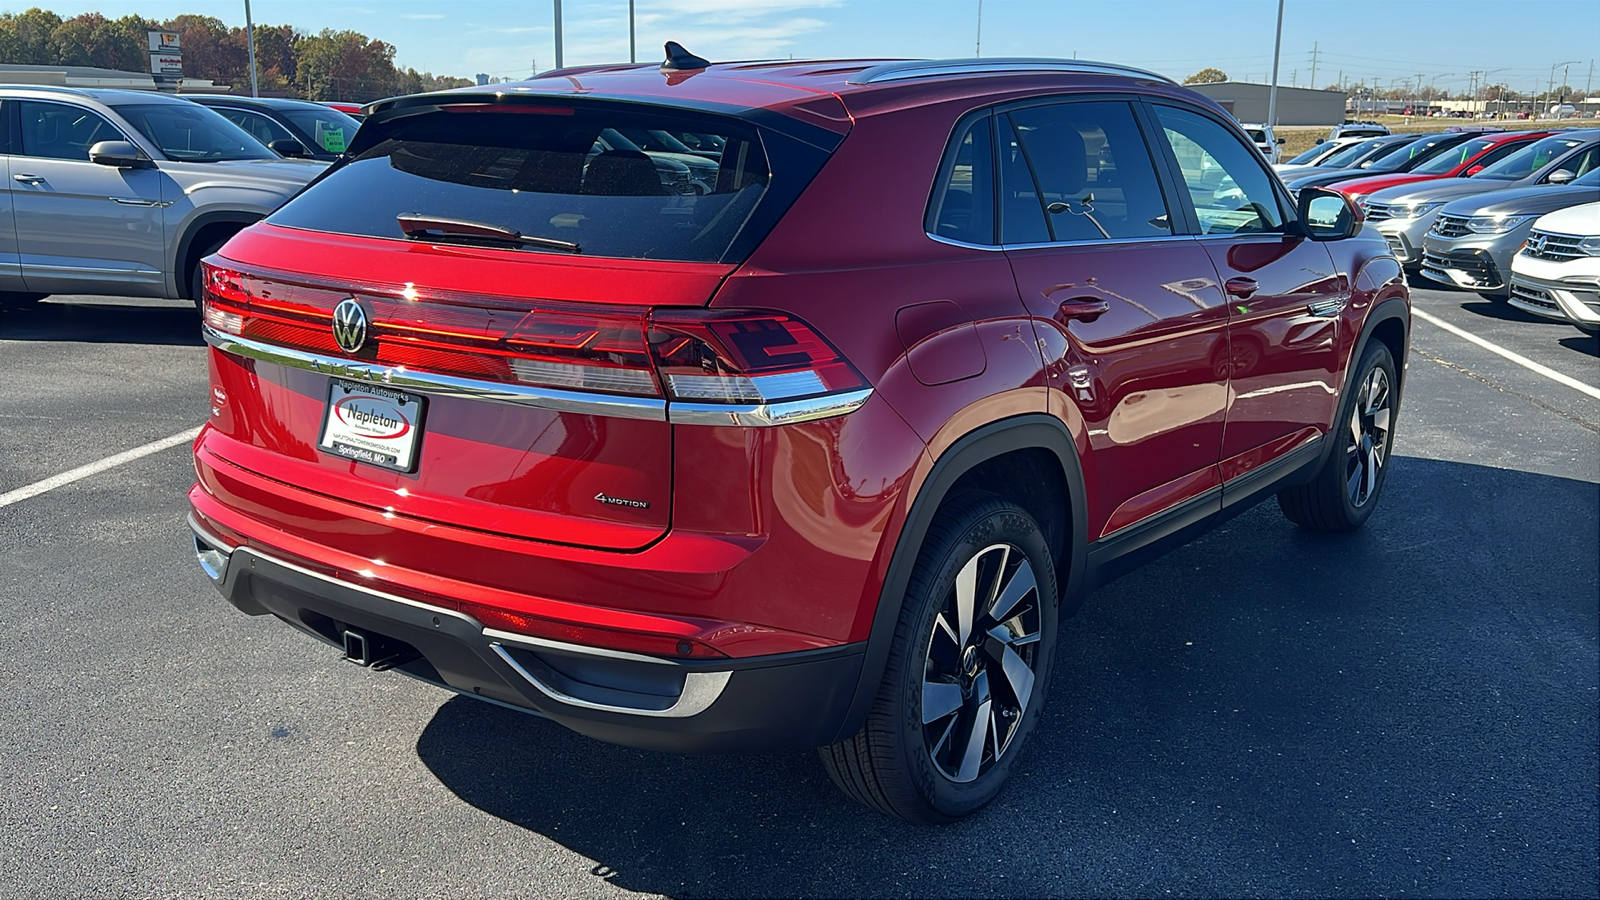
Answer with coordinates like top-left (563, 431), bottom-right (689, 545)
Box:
top-left (1431, 213), bottom-right (1471, 238)
top-left (1520, 229), bottom-right (1586, 262)
top-left (1364, 202), bottom-right (1394, 222)
top-left (1509, 282), bottom-right (1559, 311)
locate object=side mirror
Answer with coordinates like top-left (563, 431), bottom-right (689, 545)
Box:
top-left (1464, 165), bottom-right (1485, 176)
top-left (1314, 138), bottom-right (1326, 145)
top-left (88, 140), bottom-right (153, 169)
top-left (1275, 137), bottom-right (1286, 145)
top-left (1546, 169), bottom-right (1576, 185)
top-left (1297, 186), bottom-right (1361, 241)
top-left (268, 139), bottom-right (311, 158)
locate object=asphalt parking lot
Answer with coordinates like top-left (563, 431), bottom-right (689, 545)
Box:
top-left (1, 283), bottom-right (1596, 899)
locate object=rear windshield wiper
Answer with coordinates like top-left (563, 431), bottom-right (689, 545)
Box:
top-left (396, 214), bottom-right (581, 254)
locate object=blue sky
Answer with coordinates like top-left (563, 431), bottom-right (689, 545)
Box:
top-left (8, 0), bottom-right (1598, 95)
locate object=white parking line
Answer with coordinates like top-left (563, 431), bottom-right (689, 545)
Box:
top-left (1413, 309), bottom-right (1600, 402)
top-left (0, 426), bottom-right (202, 510)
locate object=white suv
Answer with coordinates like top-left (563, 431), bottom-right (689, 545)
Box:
top-left (1508, 201), bottom-right (1600, 334)
top-left (1240, 123), bottom-right (1282, 164)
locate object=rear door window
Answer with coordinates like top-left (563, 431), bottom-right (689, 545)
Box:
top-left (998, 100), bottom-right (1174, 244)
top-left (267, 105), bottom-right (778, 264)
top-left (926, 115), bottom-right (995, 245)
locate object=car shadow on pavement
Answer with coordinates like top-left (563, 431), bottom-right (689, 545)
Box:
top-left (415, 456), bottom-right (1599, 899)
top-left (1457, 299), bottom-right (1563, 326)
top-left (1557, 334), bottom-right (1599, 358)
top-left (0, 300), bottom-right (203, 346)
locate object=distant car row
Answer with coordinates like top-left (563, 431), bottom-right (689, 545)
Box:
top-left (1268, 125), bottom-right (1600, 335)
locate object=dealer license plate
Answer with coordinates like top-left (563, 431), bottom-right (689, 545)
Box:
top-left (318, 379), bottom-right (426, 473)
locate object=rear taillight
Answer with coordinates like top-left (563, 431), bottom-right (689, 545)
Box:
top-left (648, 310), bottom-right (867, 406)
top-left (202, 261), bottom-right (869, 420)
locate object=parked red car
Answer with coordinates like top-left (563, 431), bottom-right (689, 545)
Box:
top-left (1335, 130), bottom-right (1556, 206)
top-left (189, 49), bottom-right (1410, 822)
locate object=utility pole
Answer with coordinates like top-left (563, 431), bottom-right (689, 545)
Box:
top-left (1309, 41), bottom-right (1318, 88)
top-left (628, 0), bottom-right (636, 63)
top-left (1291, 68), bottom-right (1297, 87)
top-left (1586, 59), bottom-right (1594, 99)
top-left (243, 0), bottom-right (259, 97)
top-left (553, 0), bottom-right (564, 70)
top-left (1266, 0), bottom-right (1284, 131)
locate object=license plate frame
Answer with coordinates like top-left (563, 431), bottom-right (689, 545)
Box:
top-left (317, 378), bottom-right (427, 473)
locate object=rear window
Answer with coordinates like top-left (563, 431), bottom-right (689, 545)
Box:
top-left (1245, 129), bottom-right (1267, 143)
top-left (267, 105), bottom-right (780, 263)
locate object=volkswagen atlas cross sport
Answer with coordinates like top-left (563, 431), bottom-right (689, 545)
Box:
top-left (188, 48), bottom-right (1410, 823)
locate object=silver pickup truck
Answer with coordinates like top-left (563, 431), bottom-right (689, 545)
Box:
top-left (1, 85), bottom-right (326, 310)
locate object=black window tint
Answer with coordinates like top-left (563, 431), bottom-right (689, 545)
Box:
top-left (18, 101), bottom-right (124, 160)
top-left (998, 116), bottom-right (1051, 244)
top-left (218, 108), bottom-right (296, 147)
top-left (1551, 146), bottom-right (1600, 179)
top-left (926, 115), bottom-right (995, 245)
top-left (0, 100), bottom-right (9, 154)
top-left (1000, 101), bottom-right (1172, 244)
top-left (268, 106), bottom-right (781, 263)
top-left (1154, 105), bottom-right (1285, 235)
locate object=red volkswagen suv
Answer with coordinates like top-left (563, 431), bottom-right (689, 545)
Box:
top-left (189, 50), bottom-right (1410, 822)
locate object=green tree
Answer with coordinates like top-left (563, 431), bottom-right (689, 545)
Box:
top-left (295, 29), bottom-right (399, 101)
top-left (50, 13), bottom-right (146, 71)
top-left (1183, 67), bottom-right (1228, 85)
top-left (3, 7), bottom-right (65, 64)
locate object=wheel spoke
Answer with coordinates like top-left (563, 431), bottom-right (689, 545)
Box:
top-left (989, 622), bottom-right (1040, 646)
top-left (955, 682), bottom-right (992, 783)
top-left (922, 680), bottom-right (964, 724)
top-left (987, 558), bottom-right (1037, 623)
top-left (954, 554), bottom-right (980, 645)
top-left (1349, 408), bottom-right (1362, 448)
top-left (1372, 406), bottom-right (1390, 434)
top-left (1366, 370), bottom-right (1389, 414)
top-left (1346, 458), bottom-right (1364, 501)
top-left (934, 613), bottom-right (959, 648)
top-left (994, 643), bottom-right (1035, 715)
top-left (1363, 445), bottom-right (1379, 500)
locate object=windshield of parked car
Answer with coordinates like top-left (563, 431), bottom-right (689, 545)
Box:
top-left (1362, 135), bottom-right (1463, 173)
top-left (1472, 135), bottom-right (1587, 181)
top-left (1245, 128), bottom-right (1268, 143)
top-left (281, 107), bottom-right (361, 154)
top-left (1410, 138), bottom-right (1495, 175)
top-left (1286, 144), bottom-right (1334, 165)
top-left (114, 103), bottom-right (277, 161)
top-left (1320, 138), bottom-right (1392, 168)
top-left (267, 104), bottom-right (788, 263)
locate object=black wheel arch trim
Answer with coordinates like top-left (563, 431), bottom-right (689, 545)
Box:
top-left (832, 414), bottom-right (1089, 745)
top-left (1319, 294), bottom-right (1409, 471)
top-left (172, 211), bottom-right (263, 300)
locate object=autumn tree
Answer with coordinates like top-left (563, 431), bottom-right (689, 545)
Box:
top-left (295, 29), bottom-right (400, 101)
top-left (1, 8), bottom-right (65, 65)
top-left (1183, 67), bottom-right (1228, 85)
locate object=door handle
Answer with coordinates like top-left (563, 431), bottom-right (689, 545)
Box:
top-left (1056, 297), bottom-right (1111, 322)
top-left (1224, 277), bottom-right (1259, 299)
top-left (12, 174), bottom-right (44, 184)
top-left (111, 197), bottom-right (159, 206)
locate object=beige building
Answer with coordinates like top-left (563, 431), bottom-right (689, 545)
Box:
top-left (1186, 81), bottom-right (1348, 126)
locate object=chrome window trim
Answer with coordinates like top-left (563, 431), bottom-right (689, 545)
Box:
top-left (927, 232), bottom-right (1185, 251)
top-left (203, 325), bottom-right (873, 427)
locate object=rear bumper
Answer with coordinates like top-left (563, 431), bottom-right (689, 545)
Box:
top-left (191, 515), bottom-right (865, 753)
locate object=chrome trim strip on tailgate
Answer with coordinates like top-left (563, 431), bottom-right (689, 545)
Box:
top-left (203, 325), bottom-right (669, 421)
top-left (203, 325), bottom-right (874, 426)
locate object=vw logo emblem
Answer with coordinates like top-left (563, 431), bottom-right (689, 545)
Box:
top-left (331, 298), bottom-right (368, 354)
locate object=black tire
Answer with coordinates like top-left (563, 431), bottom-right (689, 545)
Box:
top-left (0, 291), bottom-right (48, 311)
top-left (820, 492), bottom-right (1059, 823)
top-left (1478, 291), bottom-right (1508, 301)
top-left (188, 237), bottom-right (231, 309)
top-left (1278, 340), bottom-right (1398, 531)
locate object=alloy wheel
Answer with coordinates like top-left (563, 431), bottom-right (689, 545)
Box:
top-left (1346, 365), bottom-right (1392, 507)
top-left (921, 543), bottom-right (1042, 783)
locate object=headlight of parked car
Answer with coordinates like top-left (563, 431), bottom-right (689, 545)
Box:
top-left (1465, 214), bottom-right (1532, 234)
top-left (1579, 236), bottom-right (1600, 257)
top-left (1390, 201), bottom-right (1442, 219)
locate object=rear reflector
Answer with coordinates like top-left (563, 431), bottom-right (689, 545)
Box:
top-left (202, 261), bottom-right (868, 419)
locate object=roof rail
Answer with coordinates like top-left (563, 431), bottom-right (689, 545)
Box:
top-left (846, 58), bottom-right (1174, 86)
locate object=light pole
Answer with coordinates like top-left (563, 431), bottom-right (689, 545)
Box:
top-left (243, 0), bottom-right (258, 97)
top-left (629, 0), bottom-right (636, 64)
top-left (1266, 0), bottom-right (1284, 132)
top-left (553, 0), bottom-right (564, 70)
